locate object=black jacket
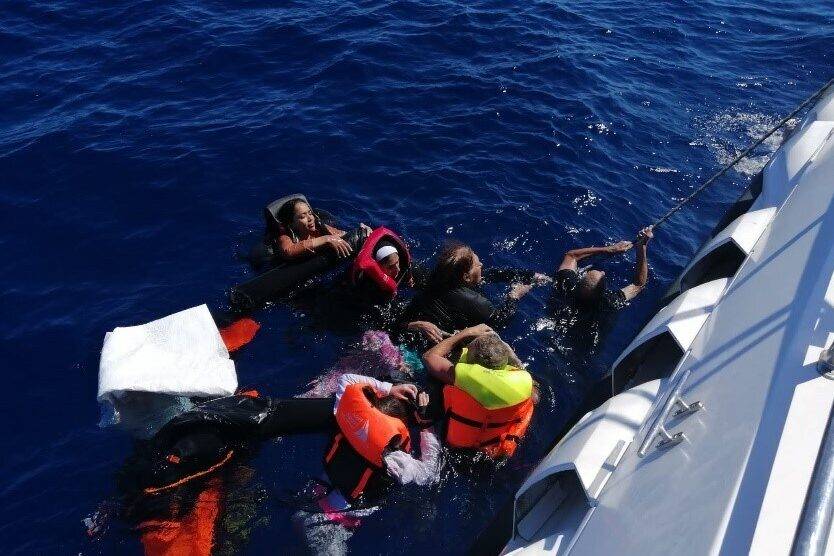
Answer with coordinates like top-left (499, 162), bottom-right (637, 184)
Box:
top-left (401, 267), bottom-right (535, 332)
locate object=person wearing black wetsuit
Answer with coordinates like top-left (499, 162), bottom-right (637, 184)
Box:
top-left (554, 226), bottom-right (653, 312)
top-left (400, 241), bottom-right (547, 339)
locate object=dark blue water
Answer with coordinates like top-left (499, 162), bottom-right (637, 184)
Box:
top-left (1, 0), bottom-right (832, 553)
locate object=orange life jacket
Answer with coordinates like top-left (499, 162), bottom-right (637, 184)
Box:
top-left (138, 478), bottom-right (223, 556)
top-left (443, 385), bottom-right (534, 459)
top-left (324, 384), bottom-right (411, 501)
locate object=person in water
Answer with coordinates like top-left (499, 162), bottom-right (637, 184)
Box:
top-left (115, 391), bottom-right (339, 556)
top-left (422, 324), bottom-right (538, 459)
top-left (373, 240), bottom-right (401, 279)
top-left (277, 198), bottom-right (371, 260)
top-left (304, 229), bottom-right (448, 344)
top-left (556, 226), bottom-right (654, 312)
top-left (293, 373), bottom-right (441, 555)
top-left (401, 241), bottom-right (549, 339)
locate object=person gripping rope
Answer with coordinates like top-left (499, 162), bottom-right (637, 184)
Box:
top-left (555, 226), bottom-right (654, 312)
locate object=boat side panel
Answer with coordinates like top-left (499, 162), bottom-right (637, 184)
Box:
top-left (568, 131), bottom-right (834, 555)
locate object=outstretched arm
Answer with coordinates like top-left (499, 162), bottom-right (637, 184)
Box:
top-left (621, 227), bottom-right (653, 301)
top-left (558, 241), bottom-right (632, 272)
top-left (422, 324), bottom-right (493, 384)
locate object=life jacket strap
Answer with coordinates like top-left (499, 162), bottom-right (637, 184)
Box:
top-left (325, 433), bottom-right (343, 463)
top-left (478, 434), bottom-right (521, 448)
top-left (143, 450), bottom-right (235, 495)
top-left (446, 409), bottom-right (523, 429)
top-left (351, 467), bottom-right (375, 500)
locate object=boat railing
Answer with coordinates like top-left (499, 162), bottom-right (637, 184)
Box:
top-left (791, 387), bottom-right (834, 556)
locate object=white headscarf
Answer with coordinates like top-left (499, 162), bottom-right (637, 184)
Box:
top-left (374, 245), bottom-right (399, 262)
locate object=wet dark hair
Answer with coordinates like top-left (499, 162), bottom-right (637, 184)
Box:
top-left (363, 387), bottom-right (409, 421)
top-left (277, 198), bottom-right (310, 229)
top-left (578, 272), bottom-right (606, 304)
top-left (427, 240), bottom-right (475, 292)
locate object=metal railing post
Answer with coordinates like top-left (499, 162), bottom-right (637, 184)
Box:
top-left (792, 399), bottom-right (834, 556)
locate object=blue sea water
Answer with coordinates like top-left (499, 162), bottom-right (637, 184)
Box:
top-left (1, 0), bottom-right (832, 553)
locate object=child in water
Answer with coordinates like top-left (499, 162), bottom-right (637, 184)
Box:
top-left (292, 373), bottom-right (441, 556)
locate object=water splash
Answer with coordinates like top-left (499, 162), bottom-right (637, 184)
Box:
top-left (694, 111), bottom-right (798, 177)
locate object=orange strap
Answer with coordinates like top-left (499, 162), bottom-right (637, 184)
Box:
top-left (351, 467), bottom-right (375, 500)
top-left (325, 434), bottom-right (343, 463)
top-left (144, 450), bottom-right (235, 495)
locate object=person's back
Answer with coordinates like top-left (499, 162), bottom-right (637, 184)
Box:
top-left (422, 326), bottom-right (537, 459)
top-left (294, 375), bottom-right (441, 554)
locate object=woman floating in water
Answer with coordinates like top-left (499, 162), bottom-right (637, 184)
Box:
top-left (276, 197), bottom-right (368, 261)
top-left (401, 241), bottom-right (549, 340)
top-left (232, 195), bottom-right (371, 309)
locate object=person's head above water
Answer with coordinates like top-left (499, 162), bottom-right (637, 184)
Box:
top-left (578, 268), bottom-right (606, 302)
top-left (277, 199), bottom-right (317, 238)
top-left (374, 241), bottom-right (400, 280)
top-left (466, 332), bottom-right (523, 369)
top-left (428, 241), bottom-right (483, 290)
top-left (465, 332), bottom-right (537, 402)
top-left (363, 387), bottom-right (409, 422)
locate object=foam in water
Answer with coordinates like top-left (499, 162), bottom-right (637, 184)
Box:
top-left (694, 111), bottom-right (799, 177)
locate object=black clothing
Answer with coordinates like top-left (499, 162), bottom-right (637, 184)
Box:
top-left (400, 267), bottom-right (536, 333)
top-left (118, 396), bottom-right (335, 502)
top-left (554, 269), bottom-right (628, 312)
top-left (323, 434), bottom-right (399, 504)
top-left (404, 286), bottom-right (515, 332)
top-left (231, 227), bottom-right (368, 312)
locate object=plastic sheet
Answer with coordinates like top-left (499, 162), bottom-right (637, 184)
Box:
top-left (97, 305), bottom-right (238, 434)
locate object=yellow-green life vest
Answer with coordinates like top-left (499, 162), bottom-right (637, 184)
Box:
top-left (453, 348), bottom-right (533, 410)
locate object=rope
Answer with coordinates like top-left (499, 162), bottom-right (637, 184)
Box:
top-left (649, 77), bottom-right (834, 230)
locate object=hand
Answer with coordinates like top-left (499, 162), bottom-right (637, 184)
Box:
top-left (508, 283), bottom-right (533, 300)
top-left (412, 391), bottom-right (433, 427)
top-left (408, 321), bottom-right (450, 343)
top-left (607, 240), bottom-right (633, 254)
top-left (390, 383), bottom-right (418, 402)
top-left (462, 324), bottom-right (494, 337)
top-left (636, 226), bottom-right (654, 245)
top-left (360, 223), bottom-right (373, 235)
top-left (533, 272), bottom-right (553, 285)
top-left (325, 235), bottom-right (352, 258)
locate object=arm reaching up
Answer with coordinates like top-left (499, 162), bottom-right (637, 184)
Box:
top-left (558, 241), bottom-right (633, 272)
top-left (621, 226), bottom-right (653, 301)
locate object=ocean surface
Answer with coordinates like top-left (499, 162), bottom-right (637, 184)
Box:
top-left (1, 0), bottom-right (832, 553)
